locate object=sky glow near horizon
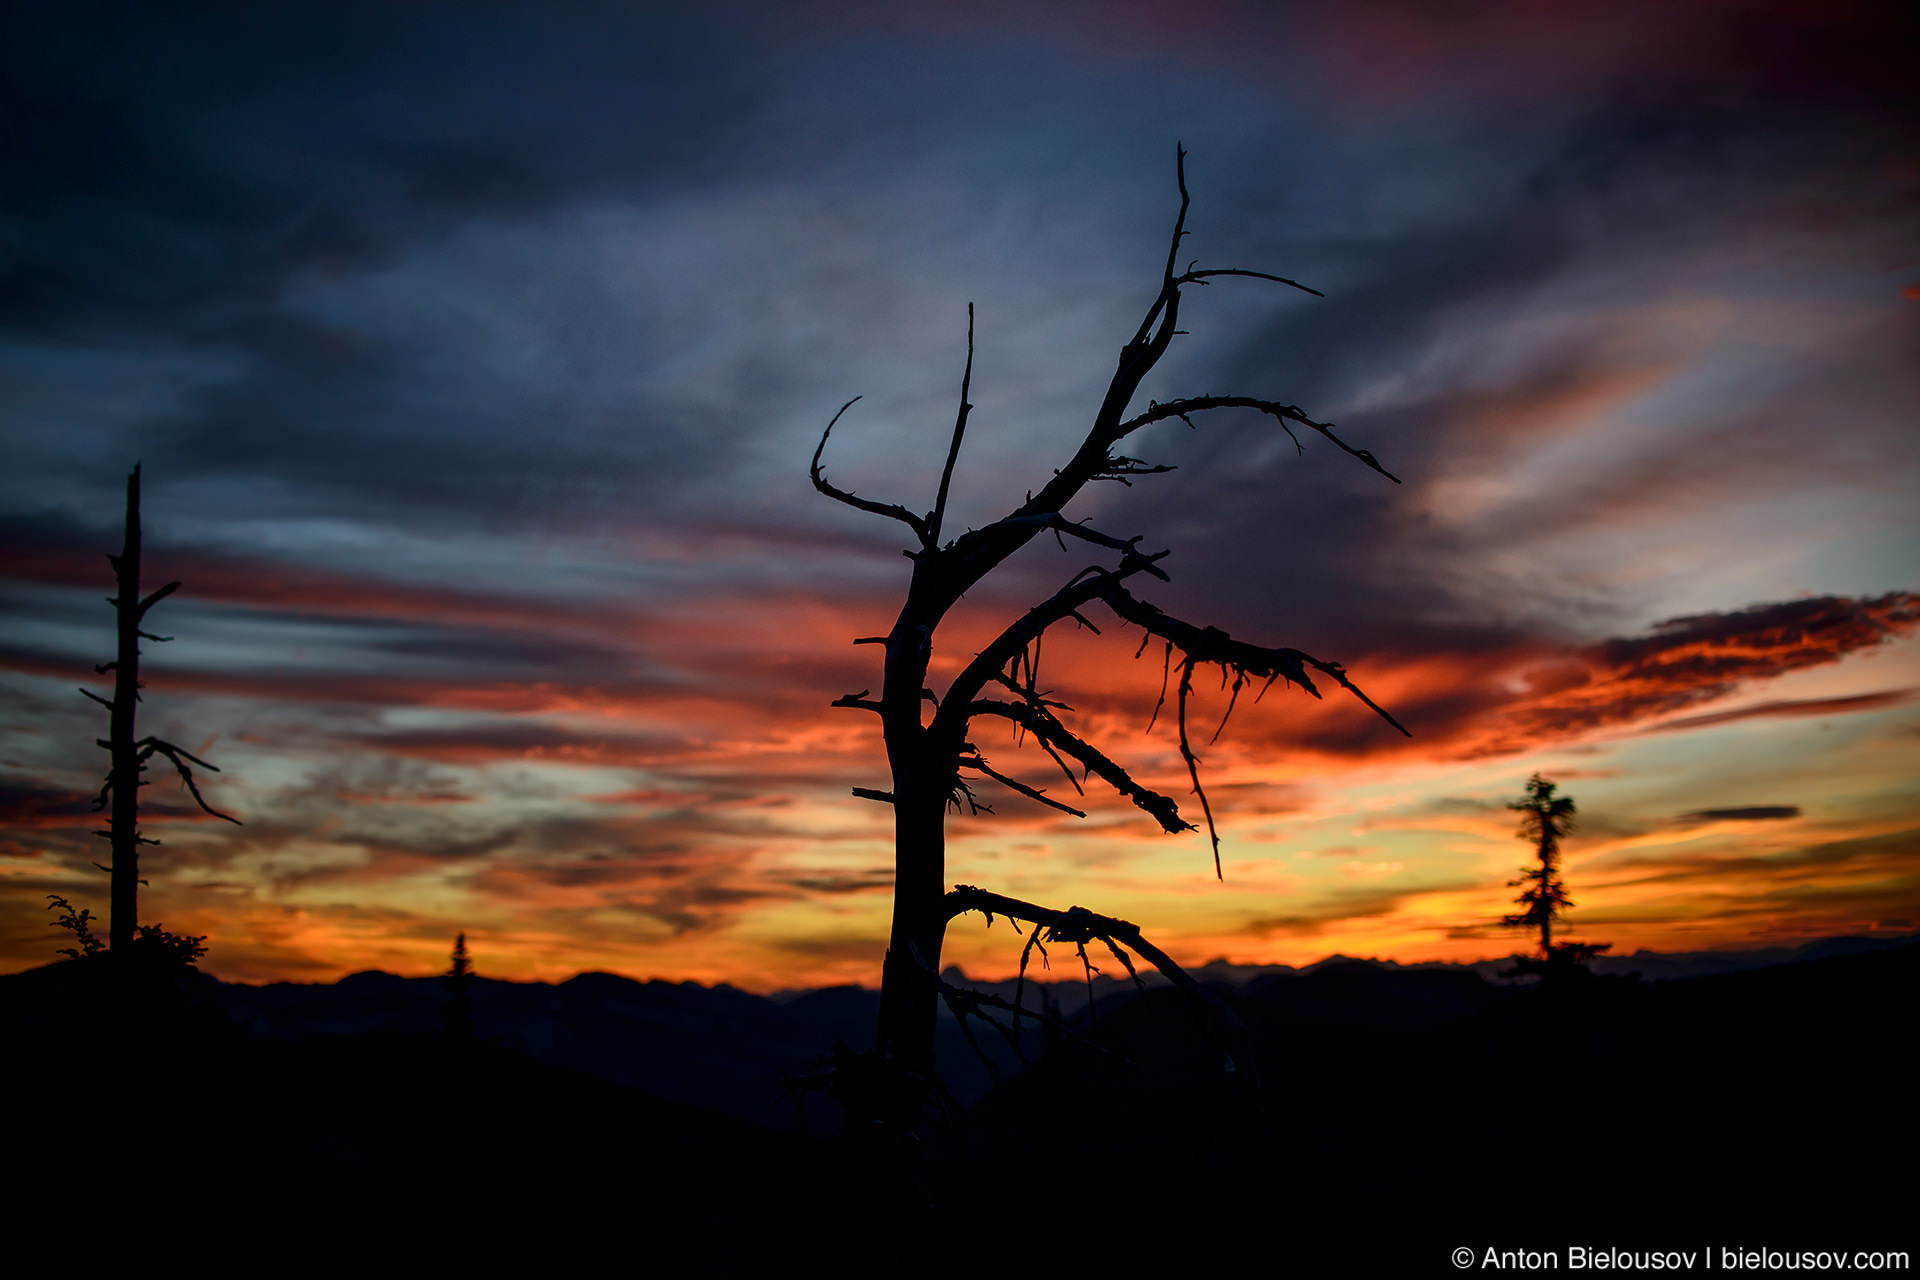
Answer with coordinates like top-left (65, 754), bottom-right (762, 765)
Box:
top-left (2, 0), bottom-right (1916, 988)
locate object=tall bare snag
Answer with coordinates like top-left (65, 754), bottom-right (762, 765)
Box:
top-left (812, 150), bottom-right (1408, 1141)
top-left (79, 465), bottom-right (238, 963)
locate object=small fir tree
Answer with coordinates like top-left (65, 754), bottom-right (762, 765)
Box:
top-left (443, 933), bottom-right (474, 1042)
top-left (1502, 773), bottom-right (1608, 979)
top-left (1504, 773), bottom-right (1577, 956)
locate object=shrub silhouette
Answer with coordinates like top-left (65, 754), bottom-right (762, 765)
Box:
top-left (46, 894), bottom-right (106, 960)
top-left (48, 894), bottom-right (207, 969)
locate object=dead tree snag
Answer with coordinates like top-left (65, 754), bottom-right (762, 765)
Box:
top-left (85, 465), bottom-right (238, 962)
top-left (812, 149), bottom-right (1407, 1143)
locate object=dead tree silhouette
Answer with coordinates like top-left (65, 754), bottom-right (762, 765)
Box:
top-left (1503, 773), bottom-right (1608, 978)
top-left (69, 464), bottom-right (238, 967)
top-left (811, 148), bottom-right (1408, 1150)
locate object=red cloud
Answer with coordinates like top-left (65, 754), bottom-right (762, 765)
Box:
top-left (1020, 592), bottom-right (1919, 770)
top-left (1494, 593), bottom-right (1920, 748)
top-left (0, 536), bottom-right (624, 635)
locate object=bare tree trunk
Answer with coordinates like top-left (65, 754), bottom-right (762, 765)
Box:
top-left (1539, 864), bottom-right (1553, 956)
top-left (876, 789), bottom-right (946, 1084)
top-left (108, 468), bottom-right (144, 954)
top-left (870, 582), bottom-right (951, 1125)
top-left (88, 465), bottom-right (235, 965)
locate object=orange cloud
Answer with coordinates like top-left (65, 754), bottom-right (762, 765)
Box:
top-left (1490, 593), bottom-right (1919, 748)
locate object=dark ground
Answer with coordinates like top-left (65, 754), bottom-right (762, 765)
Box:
top-left (4, 940), bottom-right (1913, 1274)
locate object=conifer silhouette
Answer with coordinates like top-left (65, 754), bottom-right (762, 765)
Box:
top-left (1504, 773), bottom-right (1577, 956)
top-left (1502, 773), bottom-right (1609, 978)
top-left (443, 932), bottom-right (474, 1042)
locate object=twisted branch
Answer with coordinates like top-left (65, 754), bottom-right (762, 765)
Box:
top-left (1095, 581), bottom-right (1408, 736)
top-left (1118, 396), bottom-right (1400, 483)
top-left (969, 698), bottom-right (1191, 835)
top-left (810, 397), bottom-right (934, 547)
top-left (1172, 266), bottom-right (1323, 297)
top-left (138, 737), bottom-right (242, 825)
top-left (958, 749), bottom-right (1087, 818)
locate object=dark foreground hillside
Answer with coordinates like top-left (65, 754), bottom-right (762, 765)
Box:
top-left (4, 967), bottom-right (848, 1272)
top-left (5, 943), bottom-right (1913, 1274)
top-left (955, 941), bottom-right (1917, 1270)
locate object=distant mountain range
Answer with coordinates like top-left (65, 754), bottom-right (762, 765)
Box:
top-left (7, 928), bottom-right (1911, 1130)
top-left (1191, 927), bottom-right (1920, 986)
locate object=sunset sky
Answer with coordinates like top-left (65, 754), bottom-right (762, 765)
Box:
top-left (3, 0), bottom-right (1916, 989)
